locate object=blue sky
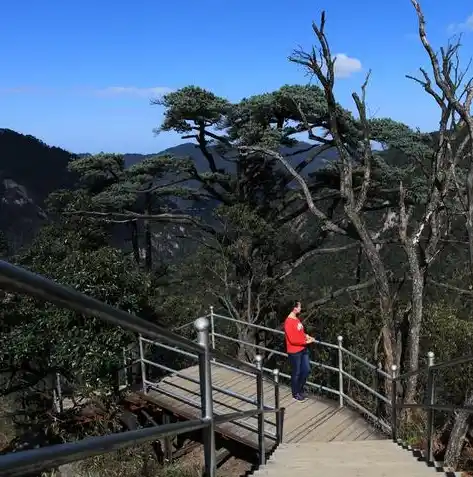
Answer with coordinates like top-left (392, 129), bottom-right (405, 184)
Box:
top-left (1, 0), bottom-right (472, 154)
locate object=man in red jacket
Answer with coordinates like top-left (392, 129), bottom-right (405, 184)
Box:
top-left (284, 301), bottom-right (315, 402)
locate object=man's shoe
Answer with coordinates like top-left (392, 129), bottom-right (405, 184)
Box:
top-left (293, 394), bottom-right (307, 402)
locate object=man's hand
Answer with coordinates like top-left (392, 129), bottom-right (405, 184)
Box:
top-left (305, 335), bottom-right (315, 344)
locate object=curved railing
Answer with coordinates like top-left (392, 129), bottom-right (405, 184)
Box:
top-left (0, 261), bottom-right (283, 477)
top-left (198, 309), bottom-right (473, 470)
top-left (138, 333), bottom-right (283, 444)
top-left (199, 308), bottom-right (393, 434)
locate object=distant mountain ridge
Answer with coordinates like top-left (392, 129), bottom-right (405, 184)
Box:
top-left (1, 130), bottom-right (336, 251)
top-left (77, 141), bottom-right (338, 175)
top-left (118, 142), bottom-right (336, 174)
top-left (0, 129), bottom-right (77, 250)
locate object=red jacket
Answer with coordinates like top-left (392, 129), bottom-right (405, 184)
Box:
top-left (284, 316), bottom-right (307, 354)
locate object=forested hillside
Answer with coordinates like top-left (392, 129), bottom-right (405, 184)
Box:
top-left (1, 1), bottom-right (473, 475)
top-left (0, 129), bottom-right (77, 249)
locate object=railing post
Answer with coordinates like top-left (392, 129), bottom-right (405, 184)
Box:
top-left (210, 306), bottom-right (215, 351)
top-left (391, 364), bottom-right (398, 442)
top-left (53, 373), bottom-right (63, 413)
top-left (138, 335), bottom-right (147, 394)
top-left (426, 351), bottom-right (435, 466)
top-left (373, 365), bottom-right (380, 418)
top-left (273, 368), bottom-right (282, 444)
top-left (255, 354), bottom-right (265, 466)
top-left (195, 317), bottom-right (216, 477)
top-left (337, 335), bottom-right (343, 408)
top-left (56, 373), bottom-right (63, 413)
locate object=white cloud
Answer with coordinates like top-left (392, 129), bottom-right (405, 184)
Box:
top-left (447, 13), bottom-right (473, 34)
top-left (94, 86), bottom-right (174, 98)
top-left (333, 53), bottom-right (362, 78)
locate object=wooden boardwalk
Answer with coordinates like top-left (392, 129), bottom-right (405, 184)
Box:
top-left (136, 363), bottom-right (384, 450)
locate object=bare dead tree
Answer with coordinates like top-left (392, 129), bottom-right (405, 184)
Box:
top-left (410, 1), bottom-right (473, 271)
top-left (241, 11), bottom-right (467, 418)
top-left (259, 12), bottom-right (400, 378)
top-left (409, 0), bottom-right (473, 468)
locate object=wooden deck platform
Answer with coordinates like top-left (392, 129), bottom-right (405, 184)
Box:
top-left (134, 363), bottom-right (385, 450)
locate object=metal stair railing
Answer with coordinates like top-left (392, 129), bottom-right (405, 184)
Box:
top-left (391, 352), bottom-right (473, 468)
top-left (138, 334), bottom-right (282, 442)
top-left (199, 309), bottom-right (473, 470)
top-left (0, 260), bottom-right (284, 477)
top-left (200, 309), bottom-right (393, 434)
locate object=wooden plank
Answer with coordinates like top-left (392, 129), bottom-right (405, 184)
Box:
top-left (285, 406), bottom-right (338, 442)
top-left (331, 418), bottom-right (374, 441)
top-left (131, 363), bottom-right (384, 450)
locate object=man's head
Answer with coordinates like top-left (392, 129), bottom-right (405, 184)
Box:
top-left (292, 301), bottom-right (301, 315)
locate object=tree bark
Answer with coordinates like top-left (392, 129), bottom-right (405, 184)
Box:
top-left (144, 192), bottom-right (153, 271)
top-left (236, 325), bottom-right (256, 362)
top-left (444, 390), bottom-right (473, 470)
top-left (130, 221), bottom-right (140, 266)
top-left (402, 238), bottom-right (424, 408)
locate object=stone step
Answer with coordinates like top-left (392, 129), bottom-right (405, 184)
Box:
top-left (253, 441), bottom-right (461, 477)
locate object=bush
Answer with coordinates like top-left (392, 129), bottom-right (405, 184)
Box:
top-left (42, 445), bottom-right (201, 477)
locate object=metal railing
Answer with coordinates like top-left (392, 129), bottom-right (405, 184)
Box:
top-left (200, 311), bottom-right (473, 470)
top-left (202, 309), bottom-right (393, 434)
top-left (3, 259), bottom-right (473, 473)
top-left (391, 353), bottom-right (473, 467)
top-left (0, 261), bottom-right (284, 477)
top-left (138, 335), bottom-right (282, 442)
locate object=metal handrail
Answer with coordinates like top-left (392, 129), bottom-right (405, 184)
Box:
top-left (142, 356), bottom-right (271, 410)
top-left (0, 261), bottom-right (285, 477)
top-left (213, 331), bottom-right (339, 374)
top-left (0, 260), bottom-right (258, 377)
top-left (394, 354), bottom-right (473, 383)
top-left (211, 311), bottom-right (388, 376)
top-left (143, 379), bottom-right (277, 438)
top-left (207, 309), bottom-right (393, 419)
top-left (0, 419), bottom-right (208, 477)
top-left (0, 260), bottom-right (203, 354)
top-left (391, 352), bottom-right (473, 467)
top-left (212, 312), bottom-right (339, 349)
top-left (0, 405), bottom-right (284, 477)
top-left (208, 310), bottom-right (473, 467)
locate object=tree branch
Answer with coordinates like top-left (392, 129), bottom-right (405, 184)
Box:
top-left (305, 278), bottom-right (376, 311)
top-left (63, 210), bottom-right (198, 223)
top-left (276, 242), bottom-right (360, 281)
top-left (240, 146), bottom-right (349, 236)
top-left (427, 278), bottom-right (473, 297)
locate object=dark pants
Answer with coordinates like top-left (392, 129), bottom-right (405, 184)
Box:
top-left (288, 348), bottom-right (310, 397)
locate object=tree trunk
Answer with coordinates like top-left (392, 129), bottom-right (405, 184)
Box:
top-left (403, 240), bottom-right (424, 408)
top-left (130, 221), bottom-right (140, 266)
top-left (444, 390), bottom-right (473, 470)
top-left (236, 325), bottom-right (256, 362)
top-left (144, 193), bottom-right (153, 271)
top-left (347, 210), bottom-right (398, 378)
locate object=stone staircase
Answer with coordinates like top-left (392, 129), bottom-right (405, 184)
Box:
top-left (252, 440), bottom-right (460, 476)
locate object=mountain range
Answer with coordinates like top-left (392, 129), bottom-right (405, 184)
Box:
top-left (0, 129), bottom-right (334, 252)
